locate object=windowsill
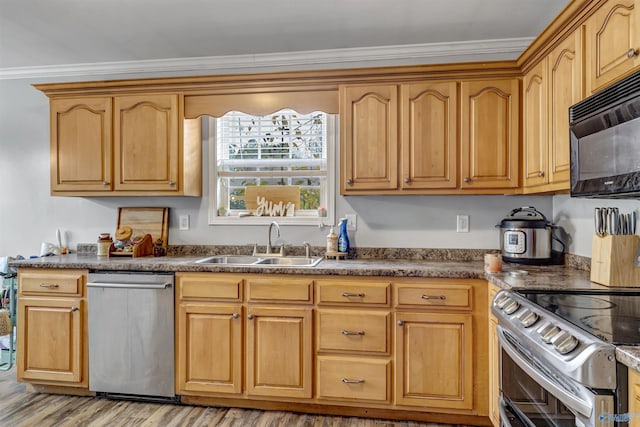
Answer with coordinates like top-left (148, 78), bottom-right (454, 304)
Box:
top-left (209, 215), bottom-right (334, 226)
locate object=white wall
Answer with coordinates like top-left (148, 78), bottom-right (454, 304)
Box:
top-left (553, 195), bottom-right (640, 257)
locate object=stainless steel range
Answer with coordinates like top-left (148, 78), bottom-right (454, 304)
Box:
top-left (492, 288), bottom-right (639, 427)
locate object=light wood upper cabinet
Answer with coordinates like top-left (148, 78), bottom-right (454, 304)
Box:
top-left (340, 84), bottom-right (398, 192)
top-left (395, 311), bottom-right (473, 410)
top-left (460, 79), bottom-right (520, 189)
top-left (246, 306), bottom-right (313, 399)
top-left (177, 303), bottom-right (243, 395)
top-left (400, 82), bottom-right (457, 189)
top-left (548, 31), bottom-right (582, 186)
top-left (523, 29), bottom-right (581, 193)
top-left (48, 93), bottom-right (201, 197)
top-left (585, 0), bottom-right (640, 94)
top-left (50, 97), bottom-right (112, 193)
top-left (523, 59), bottom-right (548, 188)
top-left (114, 94), bottom-right (179, 192)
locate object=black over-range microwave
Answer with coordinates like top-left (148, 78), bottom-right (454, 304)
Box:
top-left (569, 69), bottom-right (640, 198)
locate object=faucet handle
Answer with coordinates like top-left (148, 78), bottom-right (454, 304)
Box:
top-left (252, 243), bottom-right (258, 256)
top-left (303, 242), bottom-right (311, 258)
top-left (279, 244), bottom-right (285, 255)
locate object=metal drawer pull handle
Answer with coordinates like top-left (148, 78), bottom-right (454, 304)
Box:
top-left (341, 378), bottom-right (365, 384)
top-left (628, 48), bottom-right (639, 58)
top-left (341, 292), bottom-right (365, 297)
top-left (397, 320), bottom-right (404, 326)
top-left (70, 307), bottom-right (79, 312)
top-left (341, 330), bottom-right (365, 336)
top-left (39, 283), bottom-right (59, 288)
top-left (232, 313), bottom-right (239, 319)
top-left (247, 314), bottom-right (254, 320)
top-left (421, 295), bottom-right (446, 300)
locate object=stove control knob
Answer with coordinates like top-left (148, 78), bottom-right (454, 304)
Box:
top-left (517, 309), bottom-right (539, 328)
top-left (496, 295), bottom-right (511, 309)
top-left (551, 331), bottom-right (579, 354)
top-left (503, 300), bottom-right (521, 315)
top-left (537, 323), bottom-right (561, 344)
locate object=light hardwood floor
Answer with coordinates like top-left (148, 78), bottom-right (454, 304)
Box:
top-left (0, 368), bottom-right (473, 427)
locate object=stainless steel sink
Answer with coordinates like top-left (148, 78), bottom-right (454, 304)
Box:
top-left (194, 255), bottom-right (261, 264)
top-left (255, 256), bottom-right (323, 266)
top-left (193, 255), bottom-right (322, 267)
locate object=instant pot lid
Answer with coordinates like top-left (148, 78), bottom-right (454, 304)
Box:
top-left (499, 206), bottom-right (551, 229)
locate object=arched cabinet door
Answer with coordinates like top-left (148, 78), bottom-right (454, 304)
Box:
top-left (400, 82), bottom-right (457, 189)
top-left (523, 59), bottom-right (548, 188)
top-left (340, 84), bottom-right (398, 193)
top-left (113, 94), bottom-right (179, 192)
top-left (50, 97), bottom-right (112, 193)
top-left (460, 79), bottom-right (520, 189)
top-left (585, 0), bottom-right (640, 93)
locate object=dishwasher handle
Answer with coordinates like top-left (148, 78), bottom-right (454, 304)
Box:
top-left (87, 281), bottom-right (171, 290)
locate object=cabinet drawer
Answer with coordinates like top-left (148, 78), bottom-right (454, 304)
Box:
top-left (177, 273), bottom-right (242, 301)
top-left (246, 277), bottom-right (313, 303)
top-left (19, 269), bottom-right (85, 296)
top-left (317, 356), bottom-right (390, 402)
top-left (317, 309), bottom-right (390, 354)
top-left (316, 280), bottom-right (390, 306)
top-left (394, 283), bottom-right (472, 309)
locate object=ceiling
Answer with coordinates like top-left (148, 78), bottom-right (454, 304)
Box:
top-left (0, 0), bottom-right (570, 74)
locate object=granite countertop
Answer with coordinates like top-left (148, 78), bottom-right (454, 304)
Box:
top-left (12, 251), bottom-right (640, 370)
top-left (10, 252), bottom-right (596, 289)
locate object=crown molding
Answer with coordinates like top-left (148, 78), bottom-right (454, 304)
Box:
top-left (0, 37), bottom-right (533, 80)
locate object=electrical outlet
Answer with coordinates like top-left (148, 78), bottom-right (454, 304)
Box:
top-left (456, 215), bottom-right (469, 233)
top-left (345, 214), bottom-right (357, 231)
top-left (179, 214), bottom-right (190, 231)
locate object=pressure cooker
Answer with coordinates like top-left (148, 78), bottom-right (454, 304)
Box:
top-left (497, 206), bottom-right (564, 265)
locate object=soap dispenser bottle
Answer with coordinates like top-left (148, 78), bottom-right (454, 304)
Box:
top-left (326, 226), bottom-right (338, 254)
top-left (337, 218), bottom-right (350, 253)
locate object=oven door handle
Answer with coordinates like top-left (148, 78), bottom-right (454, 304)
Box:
top-left (497, 327), bottom-right (593, 418)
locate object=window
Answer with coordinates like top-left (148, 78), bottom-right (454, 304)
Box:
top-left (208, 109), bottom-right (336, 225)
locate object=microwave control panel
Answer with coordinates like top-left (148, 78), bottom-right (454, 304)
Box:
top-left (504, 231), bottom-right (526, 254)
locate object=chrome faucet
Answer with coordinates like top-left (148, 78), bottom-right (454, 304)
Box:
top-left (267, 221), bottom-right (281, 254)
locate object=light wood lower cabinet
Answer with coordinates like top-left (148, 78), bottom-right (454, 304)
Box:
top-left (629, 368), bottom-right (640, 427)
top-left (488, 283), bottom-right (501, 426)
top-left (395, 311), bottom-right (473, 410)
top-left (175, 273), bottom-right (489, 424)
top-left (245, 306), bottom-right (313, 399)
top-left (17, 268), bottom-right (87, 387)
top-left (177, 303), bottom-right (243, 394)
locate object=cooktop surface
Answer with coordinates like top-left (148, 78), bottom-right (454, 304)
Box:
top-left (515, 289), bottom-right (640, 345)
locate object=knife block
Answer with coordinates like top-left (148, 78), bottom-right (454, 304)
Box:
top-left (590, 234), bottom-right (640, 286)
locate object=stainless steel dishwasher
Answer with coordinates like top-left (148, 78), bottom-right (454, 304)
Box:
top-left (87, 272), bottom-right (175, 400)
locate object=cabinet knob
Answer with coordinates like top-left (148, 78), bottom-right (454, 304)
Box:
top-left (404, 177), bottom-right (411, 184)
top-left (232, 313), bottom-right (239, 319)
top-left (397, 320), bottom-right (405, 327)
top-left (168, 180), bottom-right (175, 186)
top-left (103, 181), bottom-right (110, 186)
top-left (538, 171), bottom-right (545, 177)
top-left (463, 177), bottom-right (471, 183)
top-left (346, 179), bottom-right (354, 186)
top-left (248, 314), bottom-right (254, 320)
top-left (70, 307), bottom-right (79, 312)
top-left (628, 48), bottom-right (639, 58)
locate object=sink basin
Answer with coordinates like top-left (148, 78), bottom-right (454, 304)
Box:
top-left (255, 256), bottom-right (323, 267)
top-left (192, 255), bottom-right (322, 267)
top-left (194, 255), bottom-right (261, 264)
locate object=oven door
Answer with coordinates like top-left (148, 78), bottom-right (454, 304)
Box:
top-left (498, 326), bottom-right (615, 427)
